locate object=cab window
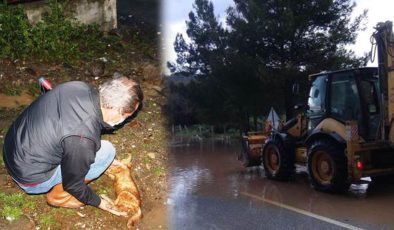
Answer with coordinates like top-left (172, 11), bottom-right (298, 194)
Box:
top-left (308, 75), bottom-right (327, 114)
top-left (329, 72), bottom-right (361, 122)
top-left (360, 80), bottom-right (379, 115)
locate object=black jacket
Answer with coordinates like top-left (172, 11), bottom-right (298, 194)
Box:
top-left (3, 81), bottom-right (109, 206)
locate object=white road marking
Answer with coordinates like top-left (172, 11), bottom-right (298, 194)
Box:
top-left (240, 192), bottom-right (363, 230)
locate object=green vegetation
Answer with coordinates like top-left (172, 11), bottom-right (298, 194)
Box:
top-left (96, 184), bottom-right (111, 195)
top-left (0, 0), bottom-right (120, 62)
top-left (2, 85), bottom-right (22, 96)
top-left (153, 167), bottom-right (163, 177)
top-left (54, 208), bottom-right (75, 217)
top-left (174, 124), bottom-right (212, 137)
top-left (0, 3), bottom-right (31, 60)
top-left (27, 83), bottom-right (41, 98)
top-left (0, 192), bottom-right (24, 207)
top-left (1, 205), bottom-right (23, 221)
top-left (129, 31), bottom-right (157, 58)
top-left (0, 192), bottom-right (24, 221)
top-left (39, 214), bottom-right (56, 228)
top-left (142, 157), bottom-right (151, 165)
top-left (0, 0), bottom-right (164, 228)
top-left (22, 198), bottom-right (37, 211)
top-left (167, 0), bottom-right (368, 129)
top-left (94, 208), bottom-right (101, 218)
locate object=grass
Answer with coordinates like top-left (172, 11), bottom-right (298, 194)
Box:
top-left (1, 205), bottom-right (23, 221)
top-left (153, 167), bottom-right (163, 177)
top-left (27, 83), bottom-right (41, 98)
top-left (0, 192), bottom-right (24, 206)
top-left (22, 198), bottom-right (37, 211)
top-left (2, 85), bottom-right (22, 96)
top-left (39, 214), bottom-right (56, 228)
top-left (0, 192), bottom-right (25, 221)
top-left (142, 157), bottom-right (151, 165)
top-left (96, 184), bottom-right (112, 195)
top-left (94, 209), bottom-right (101, 218)
top-left (54, 208), bottom-right (75, 217)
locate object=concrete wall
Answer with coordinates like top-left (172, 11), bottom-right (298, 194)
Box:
top-left (23, 0), bottom-right (117, 32)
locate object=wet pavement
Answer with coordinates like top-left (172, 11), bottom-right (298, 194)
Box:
top-left (167, 141), bottom-right (394, 230)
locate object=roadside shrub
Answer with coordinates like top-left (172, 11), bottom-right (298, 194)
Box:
top-left (0, 0), bottom-right (111, 62)
top-left (0, 4), bottom-right (32, 59)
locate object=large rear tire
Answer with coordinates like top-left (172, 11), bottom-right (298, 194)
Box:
top-left (262, 137), bottom-right (294, 181)
top-left (307, 140), bottom-right (349, 193)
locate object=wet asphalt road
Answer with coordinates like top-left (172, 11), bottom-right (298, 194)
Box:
top-left (168, 141), bottom-right (394, 230)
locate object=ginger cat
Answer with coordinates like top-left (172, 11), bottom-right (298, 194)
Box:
top-left (105, 157), bottom-right (142, 228)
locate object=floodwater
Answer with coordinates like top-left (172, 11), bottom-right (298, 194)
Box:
top-left (167, 140), bottom-right (394, 230)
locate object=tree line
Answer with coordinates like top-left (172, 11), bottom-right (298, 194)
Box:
top-left (165, 0), bottom-right (368, 132)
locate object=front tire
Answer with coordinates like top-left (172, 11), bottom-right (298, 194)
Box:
top-left (262, 137), bottom-right (294, 181)
top-left (307, 139), bottom-right (349, 193)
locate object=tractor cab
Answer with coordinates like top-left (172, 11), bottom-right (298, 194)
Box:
top-left (307, 67), bottom-right (380, 141)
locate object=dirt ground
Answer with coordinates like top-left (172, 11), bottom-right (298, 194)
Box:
top-left (0, 23), bottom-right (168, 229)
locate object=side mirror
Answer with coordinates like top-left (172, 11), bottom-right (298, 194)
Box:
top-left (292, 83), bottom-right (300, 95)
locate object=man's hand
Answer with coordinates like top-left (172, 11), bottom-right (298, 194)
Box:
top-left (111, 159), bottom-right (128, 169)
top-left (98, 194), bottom-right (128, 217)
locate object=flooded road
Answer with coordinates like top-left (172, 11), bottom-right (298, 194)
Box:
top-left (168, 141), bottom-right (394, 230)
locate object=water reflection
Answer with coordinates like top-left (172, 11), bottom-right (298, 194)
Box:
top-left (170, 166), bottom-right (213, 196)
top-left (168, 141), bottom-right (394, 229)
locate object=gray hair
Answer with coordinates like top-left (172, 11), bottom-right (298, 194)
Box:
top-left (99, 77), bottom-right (143, 114)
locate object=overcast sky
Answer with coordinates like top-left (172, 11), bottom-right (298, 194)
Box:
top-left (161, 0), bottom-right (394, 74)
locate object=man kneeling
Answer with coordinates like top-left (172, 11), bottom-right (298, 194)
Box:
top-left (2, 76), bottom-right (143, 216)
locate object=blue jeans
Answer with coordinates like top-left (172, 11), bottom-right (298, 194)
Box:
top-left (16, 140), bottom-right (116, 194)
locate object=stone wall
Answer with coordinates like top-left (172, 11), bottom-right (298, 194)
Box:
top-left (23, 0), bottom-right (117, 32)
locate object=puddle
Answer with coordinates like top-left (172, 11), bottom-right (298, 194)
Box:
top-left (168, 141), bottom-right (394, 229)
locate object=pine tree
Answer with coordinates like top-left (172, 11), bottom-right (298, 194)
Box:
top-left (168, 0), bottom-right (367, 128)
top-left (227, 0), bottom-right (368, 118)
top-left (168, 0), bottom-right (226, 75)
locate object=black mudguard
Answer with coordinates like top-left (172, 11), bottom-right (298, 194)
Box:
top-left (262, 130), bottom-right (295, 155)
top-left (304, 129), bottom-right (346, 147)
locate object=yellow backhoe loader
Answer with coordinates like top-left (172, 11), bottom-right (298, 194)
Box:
top-left (240, 21), bottom-right (394, 193)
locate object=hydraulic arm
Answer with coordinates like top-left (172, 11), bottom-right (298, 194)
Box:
top-left (372, 21), bottom-right (394, 143)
